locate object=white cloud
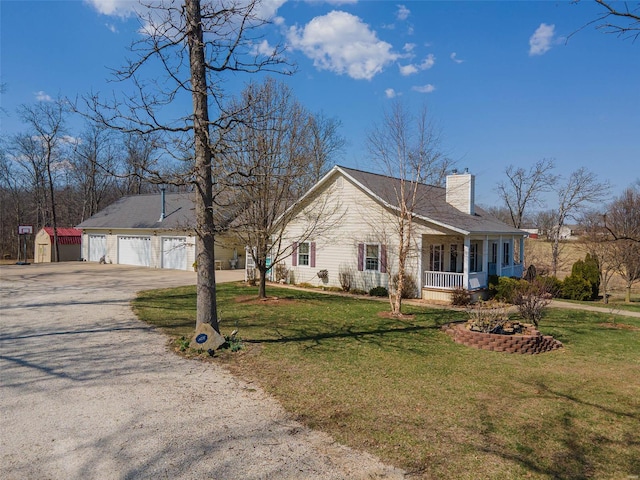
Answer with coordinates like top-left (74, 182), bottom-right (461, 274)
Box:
top-left (529, 23), bottom-right (555, 56)
top-left (399, 64), bottom-right (418, 76)
top-left (287, 11), bottom-right (399, 80)
top-left (252, 39), bottom-right (277, 57)
top-left (385, 88), bottom-right (397, 99)
top-left (412, 84), bottom-right (435, 93)
top-left (450, 52), bottom-right (463, 64)
top-left (419, 53), bottom-right (435, 69)
top-left (403, 43), bottom-right (416, 53)
top-left (399, 53), bottom-right (435, 76)
top-left (84, 0), bottom-right (139, 17)
top-left (396, 4), bottom-right (410, 21)
top-left (105, 23), bottom-right (118, 33)
top-left (34, 91), bottom-right (52, 102)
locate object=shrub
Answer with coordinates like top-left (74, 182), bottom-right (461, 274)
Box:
top-left (494, 277), bottom-right (526, 303)
top-left (275, 263), bottom-right (289, 283)
top-left (513, 278), bottom-right (553, 327)
top-left (569, 254), bottom-right (600, 300)
top-left (466, 301), bottom-right (510, 333)
top-left (350, 288), bottom-right (367, 295)
top-left (391, 272), bottom-right (418, 299)
top-left (537, 275), bottom-right (562, 298)
top-left (369, 286), bottom-right (389, 297)
top-left (560, 275), bottom-right (593, 301)
top-left (338, 266), bottom-right (353, 292)
top-left (450, 287), bottom-right (471, 306)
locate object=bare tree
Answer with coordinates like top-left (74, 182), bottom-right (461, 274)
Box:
top-left (496, 158), bottom-right (557, 229)
top-left (367, 100), bottom-right (452, 316)
top-left (605, 186), bottom-right (640, 302)
top-left (573, 0), bottom-right (640, 42)
top-left (305, 112), bottom-right (345, 187)
top-left (223, 78), bottom-right (342, 298)
top-left (15, 99), bottom-right (70, 262)
top-left (82, 0), bottom-right (290, 331)
top-left (580, 210), bottom-right (620, 303)
top-left (72, 122), bottom-right (121, 221)
top-left (550, 167), bottom-right (609, 276)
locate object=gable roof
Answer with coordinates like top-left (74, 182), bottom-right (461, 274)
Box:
top-left (309, 166), bottom-right (525, 236)
top-left (76, 193), bottom-right (195, 230)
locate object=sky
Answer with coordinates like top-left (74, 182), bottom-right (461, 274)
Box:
top-left (1, 0), bottom-right (638, 208)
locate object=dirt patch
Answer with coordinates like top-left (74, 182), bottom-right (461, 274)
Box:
top-left (599, 322), bottom-right (640, 331)
top-left (234, 295), bottom-right (299, 306)
top-left (377, 311), bottom-right (416, 321)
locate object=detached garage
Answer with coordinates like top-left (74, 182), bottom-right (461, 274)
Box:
top-left (77, 192), bottom-right (243, 271)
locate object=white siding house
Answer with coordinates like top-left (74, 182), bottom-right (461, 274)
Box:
top-left (77, 192), bottom-right (243, 271)
top-left (273, 166), bottom-right (527, 301)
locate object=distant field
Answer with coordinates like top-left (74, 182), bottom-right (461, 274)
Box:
top-left (525, 238), bottom-right (640, 297)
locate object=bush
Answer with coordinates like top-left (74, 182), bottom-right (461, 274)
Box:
top-left (466, 301), bottom-right (510, 333)
top-left (369, 286), bottom-right (389, 297)
top-left (560, 275), bottom-right (593, 301)
top-left (450, 287), bottom-right (471, 306)
top-left (275, 263), bottom-right (289, 283)
top-left (513, 278), bottom-right (553, 327)
top-left (569, 254), bottom-right (600, 300)
top-left (350, 288), bottom-right (367, 296)
top-left (391, 272), bottom-right (418, 299)
top-left (494, 277), bottom-right (526, 303)
top-left (338, 266), bottom-right (353, 292)
top-left (537, 275), bottom-right (562, 298)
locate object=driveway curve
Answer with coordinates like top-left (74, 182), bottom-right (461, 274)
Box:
top-left (0, 263), bottom-right (404, 480)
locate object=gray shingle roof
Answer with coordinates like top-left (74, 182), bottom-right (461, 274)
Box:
top-left (338, 166), bottom-right (525, 235)
top-left (76, 193), bottom-right (195, 230)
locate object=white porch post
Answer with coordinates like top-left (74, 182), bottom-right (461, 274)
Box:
top-left (417, 235), bottom-right (423, 292)
top-left (463, 236), bottom-right (470, 290)
top-left (497, 236), bottom-right (503, 276)
top-left (482, 235), bottom-right (489, 278)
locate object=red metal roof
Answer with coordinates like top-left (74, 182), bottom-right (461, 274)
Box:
top-left (43, 227), bottom-right (82, 245)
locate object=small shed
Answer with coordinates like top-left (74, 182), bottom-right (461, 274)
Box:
top-left (34, 227), bottom-right (82, 263)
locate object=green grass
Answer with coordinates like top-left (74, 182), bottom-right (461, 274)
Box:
top-left (133, 283), bottom-right (640, 479)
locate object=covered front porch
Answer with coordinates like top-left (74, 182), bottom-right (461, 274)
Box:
top-left (420, 234), bottom-right (524, 300)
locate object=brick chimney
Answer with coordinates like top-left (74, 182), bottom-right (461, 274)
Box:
top-left (446, 169), bottom-right (475, 215)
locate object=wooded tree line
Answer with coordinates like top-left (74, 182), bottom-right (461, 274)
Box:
top-left (0, 99), bottom-right (169, 260)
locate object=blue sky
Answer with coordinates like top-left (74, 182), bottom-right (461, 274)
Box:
top-left (1, 0), bottom-right (638, 208)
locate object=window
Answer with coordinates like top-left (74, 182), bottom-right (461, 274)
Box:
top-left (298, 242), bottom-right (310, 266)
top-left (365, 244), bottom-right (379, 271)
top-left (503, 242), bottom-right (510, 266)
top-left (429, 244), bottom-right (444, 271)
top-left (490, 243), bottom-right (498, 264)
top-left (470, 242), bottom-right (479, 273)
top-left (449, 245), bottom-right (458, 272)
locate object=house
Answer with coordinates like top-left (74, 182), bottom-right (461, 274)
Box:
top-left (275, 166), bottom-right (527, 302)
top-left (33, 227), bottom-right (82, 263)
top-left (76, 192), bottom-right (244, 271)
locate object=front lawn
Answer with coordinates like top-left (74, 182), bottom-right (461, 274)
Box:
top-left (133, 283), bottom-right (640, 479)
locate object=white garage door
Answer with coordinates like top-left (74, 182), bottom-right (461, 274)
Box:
top-left (88, 235), bottom-right (107, 262)
top-left (118, 236), bottom-right (151, 267)
top-left (162, 237), bottom-right (188, 270)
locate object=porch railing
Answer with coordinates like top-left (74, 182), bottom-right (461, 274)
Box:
top-left (423, 271), bottom-right (488, 291)
top-left (424, 271), bottom-right (463, 290)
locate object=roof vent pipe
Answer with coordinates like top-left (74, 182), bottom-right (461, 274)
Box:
top-left (158, 184), bottom-right (166, 222)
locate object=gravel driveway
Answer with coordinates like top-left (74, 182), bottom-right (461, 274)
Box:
top-left (0, 263), bottom-right (404, 480)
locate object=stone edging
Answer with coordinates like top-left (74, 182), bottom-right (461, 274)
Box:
top-left (442, 323), bottom-right (563, 354)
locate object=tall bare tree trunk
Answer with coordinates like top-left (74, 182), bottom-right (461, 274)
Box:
top-left (187, 0), bottom-right (218, 331)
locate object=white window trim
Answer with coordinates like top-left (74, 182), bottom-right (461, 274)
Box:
top-left (364, 243), bottom-right (381, 272)
top-left (297, 241), bottom-right (311, 267)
